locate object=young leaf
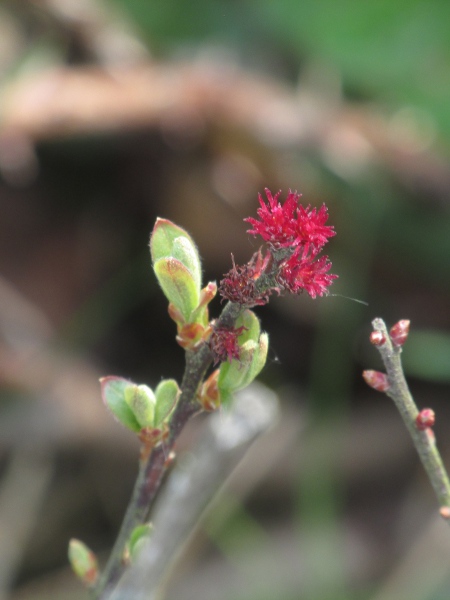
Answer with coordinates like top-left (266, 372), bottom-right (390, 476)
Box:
top-left (124, 384), bottom-right (156, 428)
top-left (154, 379), bottom-right (180, 426)
top-left (100, 376), bottom-right (141, 432)
top-left (172, 236), bottom-right (201, 293)
top-left (128, 523), bottom-right (154, 561)
top-left (68, 539), bottom-right (99, 587)
top-left (150, 218), bottom-right (198, 264)
top-left (154, 257), bottom-right (199, 322)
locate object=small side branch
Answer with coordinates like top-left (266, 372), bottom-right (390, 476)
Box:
top-left (368, 318), bottom-right (450, 511)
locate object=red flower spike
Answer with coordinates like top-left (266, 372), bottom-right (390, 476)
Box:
top-left (362, 370), bottom-right (390, 392)
top-left (370, 331), bottom-right (386, 346)
top-left (416, 408), bottom-right (435, 431)
top-left (277, 247), bottom-right (337, 298)
top-left (390, 319), bottom-right (410, 347)
top-left (209, 324), bottom-right (247, 365)
top-left (245, 188), bottom-right (335, 251)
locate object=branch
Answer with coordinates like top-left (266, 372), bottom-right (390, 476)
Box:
top-left (95, 302), bottom-right (242, 598)
top-left (107, 382), bottom-right (278, 600)
top-left (366, 318), bottom-right (450, 512)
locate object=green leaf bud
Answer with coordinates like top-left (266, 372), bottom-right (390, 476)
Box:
top-left (172, 236), bottom-right (201, 294)
top-left (154, 257), bottom-right (199, 322)
top-left (124, 384), bottom-right (156, 429)
top-left (218, 331), bottom-right (269, 398)
top-left (150, 218), bottom-right (198, 265)
top-left (100, 376), bottom-right (141, 432)
top-left (68, 539), bottom-right (99, 587)
top-left (154, 379), bottom-right (180, 426)
top-left (150, 218), bottom-right (202, 320)
top-left (128, 523), bottom-right (154, 561)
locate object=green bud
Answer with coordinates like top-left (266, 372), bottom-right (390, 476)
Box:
top-left (68, 539), bottom-right (98, 587)
top-left (240, 332), bottom-right (269, 388)
top-left (154, 379), bottom-right (180, 427)
top-left (150, 218), bottom-right (202, 322)
top-left (150, 218), bottom-right (199, 267)
top-left (235, 309), bottom-right (261, 344)
top-left (218, 331), bottom-right (269, 398)
top-left (100, 376), bottom-right (141, 432)
top-left (124, 384), bottom-right (156, 428)
top-left (154, 257), bottom-right (199, 322)
top-left (172, 236), bottom-right (201, 294)
top-left (128, 523), bottom-right (154, 561)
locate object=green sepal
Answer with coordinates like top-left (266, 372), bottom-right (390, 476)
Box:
top-left (154, 379), bottom-right (180, 427)
top-left (100, 376), bottom-right (141, 432)
top-left (124, 384), bottom-right (156, 428)
top-left (68, 539), bottom-right (98, 587)
top-left (154, 257), bottom-right (199, 322)
top-left (129, 523), bottom-right (153, 561)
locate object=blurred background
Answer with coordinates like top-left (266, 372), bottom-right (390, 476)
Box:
top-left (1, 1), bottom-right (450, 599)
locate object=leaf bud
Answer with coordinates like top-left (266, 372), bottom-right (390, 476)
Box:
top-left (415, 408), bottom-right (435, 431)
top-left (100, 376), bottom-right (142, 432)
top-left (362, 370), bottom-right (390, 392)
top-left (370, 330), bottom-right (386, 346)
top-left (68, 539), bottom-right (98, 587)
top-left (124, 384), bottom-right (156, 429)
top-left (128, 523), bottom-right (154, 561)
top-left (390, 319), bottom-right (410, 347)
top-left (154, 379), bottom-right (180, 426)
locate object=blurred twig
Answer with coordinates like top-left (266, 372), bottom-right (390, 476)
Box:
top-left (369, 318), bottom-right (450, 511)
top-left (0, 446), bottom-right (53, 600)
top-left (106, 382), bottom-right (278, 600)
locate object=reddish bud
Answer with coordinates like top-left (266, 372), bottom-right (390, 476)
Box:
top-left (415, 408), bottom-right (435, 431)
top-left (362, 370), bottom-right (389, 392)
top-left (370, 331), bottom-right (386, 346)
top-left (68, 539), bottom-right (99, 587)
top-left (198, 370), bottom-right (221, 411)
top-left (389, 319), bottom-right (410, 347)
top-left (440, 506), bottom-right (450, 520)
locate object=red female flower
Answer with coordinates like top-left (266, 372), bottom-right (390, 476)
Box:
top-left (245, 188), bottom-right (335, 251)
top-left (277, 247), bottom-right (337, 298)
top-left (209, 325), bottom-right (247, 364)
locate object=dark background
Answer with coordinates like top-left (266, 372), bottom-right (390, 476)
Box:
top-left (1, 1), bottom-right (450, 599)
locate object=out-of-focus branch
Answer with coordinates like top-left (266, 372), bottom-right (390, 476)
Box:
top-left (365, 318), bottom-right (450, 512)
top-left (0, 447), bottom-right (53, 600)
top-left (106, 382), bottom-right (278, 600)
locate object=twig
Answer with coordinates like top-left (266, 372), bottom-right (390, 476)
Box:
top-left (95, 301), bottom-right (242, 598)
top-left (107, 382), bottom-right (278, 600)
top-left (370, 318), bottom-right (450, 510)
